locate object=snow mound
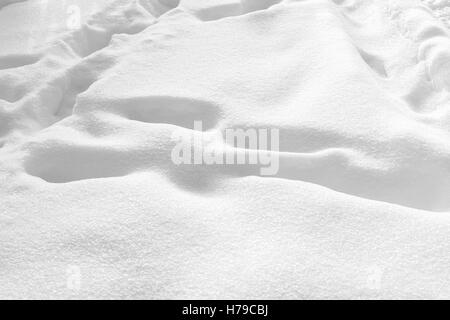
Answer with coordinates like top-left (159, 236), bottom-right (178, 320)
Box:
top-left (1, 0), bottom-right (450, 299)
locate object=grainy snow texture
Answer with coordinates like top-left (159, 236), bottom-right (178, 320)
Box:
top-left (1, 0), bottom-right (450, 299)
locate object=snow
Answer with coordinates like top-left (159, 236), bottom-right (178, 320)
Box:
top-left (0, 0), bottom-right (450, 299)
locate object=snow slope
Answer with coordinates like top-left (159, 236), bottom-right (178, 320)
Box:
top-left (0, 0), bottom-right (450, 299)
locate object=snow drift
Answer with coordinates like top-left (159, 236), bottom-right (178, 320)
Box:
top-left (0, 0), bottom-right (450, 299)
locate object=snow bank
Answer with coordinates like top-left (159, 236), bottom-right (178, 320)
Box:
top-left (0, 0), bottom-right (450, 299)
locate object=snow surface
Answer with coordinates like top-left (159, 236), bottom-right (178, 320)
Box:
top-left (1, 0), bottom-right (450, 299)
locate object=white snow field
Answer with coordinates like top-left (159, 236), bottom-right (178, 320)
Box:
top-left (1, 0), bottom-right (450, 299)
